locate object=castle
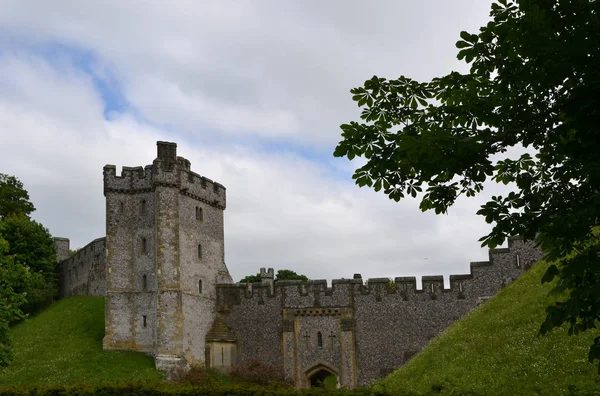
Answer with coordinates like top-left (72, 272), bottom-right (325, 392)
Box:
top-left (53, 141), bottom-right (543, 388)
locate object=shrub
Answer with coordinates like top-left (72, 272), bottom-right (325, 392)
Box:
top-left (230, 357), bottom-right (292, 388)
top-left (173, 364), bottom-right (231, 387)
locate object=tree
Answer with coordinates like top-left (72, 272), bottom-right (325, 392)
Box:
top-left (0, 174), bottom-right (56, 366)
top-left (239, 273), bottom-right (262, 283)
top-left (239, 269), bottom-right (309, 283)
top-left (275, 270), bottom-right (308, 282)
top-left (0, 236), bottom-right (40, 366)
top-left (0, 174), bottom-right (35, 220)
top-left (0, 215), bottom-right (57, 314)
top-left (0, 174), bottom-right (57, 315)
top-left (334, 0), bottom-right (600, 369)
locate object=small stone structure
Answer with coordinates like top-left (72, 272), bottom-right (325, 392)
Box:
top-left (54, 141), bottom-right (543, 388)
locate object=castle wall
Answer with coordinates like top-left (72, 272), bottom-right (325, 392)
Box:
top-left (353, 237), bottom-right (542, 384)
top-left (58, 237), bottom-right (106, 298)
top-left (219, 284), bottom-right (284, 367)
top-left (216, 237), bottom-right (543, 387)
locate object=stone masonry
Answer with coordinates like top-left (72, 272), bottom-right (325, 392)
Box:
top-left (54, 141), bottom-right (543, 388)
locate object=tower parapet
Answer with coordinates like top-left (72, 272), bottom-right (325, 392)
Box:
top-left (103, 142), bottom-right (225, 209)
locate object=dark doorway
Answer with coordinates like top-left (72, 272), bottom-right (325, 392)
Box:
top-left (309, 369), bottom-right (335, 388)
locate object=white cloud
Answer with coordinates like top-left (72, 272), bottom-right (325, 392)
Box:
top-left (0, 0), bottom-right (492, 145)
top-left (0, 2), bottom-right (518, 286)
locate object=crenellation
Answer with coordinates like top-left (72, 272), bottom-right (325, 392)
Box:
top-left (276, 280), bottom-right (304, 286)
top-left (366, 277), bottom-right (391, 284)
top-left (421, 275), bottom-right (444, 299)
top-left (331, 278), bottom-right (361, 285)
top-left (470, 260), bottom-right (492, 268)
top-left (103, 165), bottom-right (153, 193)
top-left (394, 276), bottom-right (418, 297)
top-left (449, 274), bottom-right (473, 299)
top-left (180, 171), bottom-right (226, 209)
top-left (449, 273), bottom-right (473, 281)
top-left (177, 156), bottom-right (191, 171)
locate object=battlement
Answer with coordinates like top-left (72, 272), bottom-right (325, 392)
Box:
top-left (217, 236), bottom-right (543, 309)
top-left (179, 169), bottom-right (226, 209)
top-left (260, 267), bottom-right (274, 280)
top-left (103, 164), bottom-right (153, 193)
top-left (58, 237), bottom-right (106, 266)
top-left (102, 141), bottom-right (226, 209)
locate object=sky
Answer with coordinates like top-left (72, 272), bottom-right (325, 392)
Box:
top-left (0, 1), bottom-right (512, 286)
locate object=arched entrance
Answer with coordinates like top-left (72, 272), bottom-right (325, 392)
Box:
top-left (305, 363), bottom-right (338, 389)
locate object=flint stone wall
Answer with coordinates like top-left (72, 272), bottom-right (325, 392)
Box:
top-left (58, 237), bottom-right (106, 298)
top-left (216, 237), bottom-right (543, 386)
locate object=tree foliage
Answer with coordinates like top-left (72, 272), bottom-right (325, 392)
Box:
top-left (0, 174), bottom-right (35, 220)
top-left (275, 270), bottom-right (308, 282)
top-left (239, 270), bottom-right (308, 283)
top-left (0, 215), bottom-right (57, 314)
top-left (239, 273), bottom-right (262, 284)
top-left (0, 174), bottom-right (57, 365)
top-left (334, 0), bottom-right (600, 369)
top-left (0, 236), bottom-right (40, 366)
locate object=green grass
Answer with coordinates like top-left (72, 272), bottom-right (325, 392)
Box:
top-left (4, 267), bottom-right (600, 394)
top-left (0, 296), bottom-right (163, 386)
top-left (376, 262), bottom-right (600, 395)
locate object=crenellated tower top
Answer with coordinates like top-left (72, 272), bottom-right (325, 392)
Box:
top-left (103, 141), bottom-right (226, 209)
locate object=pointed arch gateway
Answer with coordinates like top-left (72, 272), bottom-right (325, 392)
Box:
top-left (305, 362), bottom-right (338, 389)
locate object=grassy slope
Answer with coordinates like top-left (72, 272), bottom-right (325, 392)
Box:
top-left (0, 296), bottom-right (163, 386)
top-left (376, 262), bottom-right (600, 395)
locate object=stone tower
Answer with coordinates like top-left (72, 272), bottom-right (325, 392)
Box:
top-left (102, 141), bottom-right (232, 373)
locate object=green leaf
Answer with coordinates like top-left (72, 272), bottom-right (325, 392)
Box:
top-left (542, 265), bottom-right (559, 284)
top-left (374, 179), bottom-right (382, 192)
top-left (460, 31), bottom-right (474, 43)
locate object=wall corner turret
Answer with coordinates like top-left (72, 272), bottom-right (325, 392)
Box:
top-left (53, 237), bottom-right (70, 263)
top-left (260, 267), bottom-right (274, 284)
